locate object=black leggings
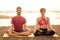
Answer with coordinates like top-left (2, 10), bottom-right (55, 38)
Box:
top-left (34, 28), bottom-right (55, 36)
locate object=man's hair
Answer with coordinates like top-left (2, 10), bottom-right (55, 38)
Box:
top-left (40, 8), bottom-right (46, 12)
top-left (16, 7), bottom-right (21, 9)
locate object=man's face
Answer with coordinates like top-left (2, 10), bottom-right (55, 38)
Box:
top-left (16, 8), bottom-right (22, 15)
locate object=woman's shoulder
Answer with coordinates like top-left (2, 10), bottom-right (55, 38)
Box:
top-left (37, 17), bottom-right (42, 19)
top-left (46, 17), bottom-right (49, 18)
top-left (45, 17), bottom-right (50, 21)
top-left (36, 17), bottom-right (41, 21)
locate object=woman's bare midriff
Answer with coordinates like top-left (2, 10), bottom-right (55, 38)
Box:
top-left (39, 25), bottom-right (48, 29)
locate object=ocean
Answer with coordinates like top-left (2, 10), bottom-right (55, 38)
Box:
top-left (0, 11), bottom-right (60, 26)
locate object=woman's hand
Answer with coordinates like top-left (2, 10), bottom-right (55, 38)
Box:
top-left (37, 29), bottom-right (43, 32)
top-left (48, 28), bottom-right (56, 32)
top-left (38, 30), bottom-right (43, 32)
top-left (52, 29), bottom-right (56, 32)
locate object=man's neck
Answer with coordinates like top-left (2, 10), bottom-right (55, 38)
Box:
top-left (17, 15), bottom-right (20, 16)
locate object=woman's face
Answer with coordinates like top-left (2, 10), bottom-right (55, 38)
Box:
top-left (40, 9), bottom-right (46, 16)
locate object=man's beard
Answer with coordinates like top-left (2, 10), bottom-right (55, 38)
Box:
top-left (17, 12), bottom-right (21, 16)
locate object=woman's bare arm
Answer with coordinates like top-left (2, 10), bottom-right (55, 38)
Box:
top-left (47, 17), bottom-right (56, 32)
top-left (34, 17), bottom-right (42, 33)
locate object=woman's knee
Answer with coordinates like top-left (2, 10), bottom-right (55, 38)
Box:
top-left (34, 30), bottom-right (42, 36)
top-left (50, 30), bottom-right (55, 34)
top-left (47, 30), bottom-right (55, 36)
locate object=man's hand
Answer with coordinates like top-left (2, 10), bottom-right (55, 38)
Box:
top-left (6, 29), bottom-right (8, 33)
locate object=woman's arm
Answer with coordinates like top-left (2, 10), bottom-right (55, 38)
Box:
top-left (47, 17), bottom-right (56, 32)
top-left (33, 18), bottom-right (42, 33)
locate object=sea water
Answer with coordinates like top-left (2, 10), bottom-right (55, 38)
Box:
top-left (0, 11), bottom-right (60, 26)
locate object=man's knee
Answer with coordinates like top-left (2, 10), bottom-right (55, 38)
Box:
top-left (24, 30), bottom-right (32, 35)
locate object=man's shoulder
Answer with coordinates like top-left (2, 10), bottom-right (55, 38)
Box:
top-left (12, 16), bottom-right (17, 19)
top-left (21, 16), bottom-right (26, 19)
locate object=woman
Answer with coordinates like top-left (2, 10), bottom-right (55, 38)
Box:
top-left (34, 8), bottom-right (55, 36)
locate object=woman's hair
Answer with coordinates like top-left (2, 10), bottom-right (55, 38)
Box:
top-left (16, 7), bottom-right (21, 9)
top-left (40, 8), bottom-right (46, 12)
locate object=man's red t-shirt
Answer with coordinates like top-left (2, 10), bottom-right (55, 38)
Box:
top-left (11, 16), bottom-right (26, 31)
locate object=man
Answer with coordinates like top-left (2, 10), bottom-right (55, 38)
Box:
top-left (6, 7), bottom-right (32, 37)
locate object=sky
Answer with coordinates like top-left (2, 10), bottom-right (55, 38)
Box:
top-left (0, 0), bottom-right (60, 11)
top-left (0, 0), bottom-right (60, 26)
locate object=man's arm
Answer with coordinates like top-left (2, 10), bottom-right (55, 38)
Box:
top-left (7, 24), bottom-right (14, 33)
top-left (8, 17), bottom-right (15, 33)
top-left (23, 24), bottom-right (31, 31)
